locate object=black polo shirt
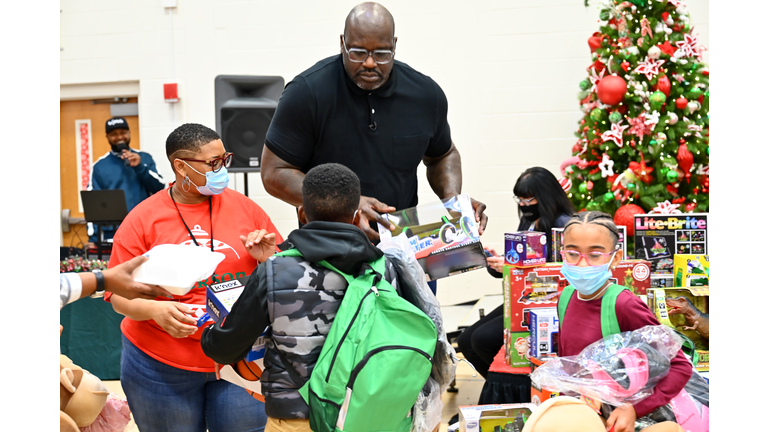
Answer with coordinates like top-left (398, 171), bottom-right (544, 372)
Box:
top-left (265, 55), bottom-right (453, 211)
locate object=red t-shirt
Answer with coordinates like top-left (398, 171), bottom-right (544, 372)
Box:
top-left (105, 187), bottom-right (284, 372)
top-left (558, 288), bottom-right (693, 417)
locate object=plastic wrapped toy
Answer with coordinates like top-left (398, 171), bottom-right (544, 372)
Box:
top-left (378, 233), bottom-right (458, 432)
top-left (531, 325), bottom-right (681, 407)
top-left (531, 325), bottom-right (709, 431)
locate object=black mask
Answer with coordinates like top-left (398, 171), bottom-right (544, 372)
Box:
top-left (520, 203), bottom-right (540, 221)
top-left (111, 142), bottom-right (130, 154)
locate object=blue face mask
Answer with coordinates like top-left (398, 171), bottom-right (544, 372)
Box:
top-left (560, 256), bottom-right (615, 296)
top-left (183, 161), bottom-right (230, 195)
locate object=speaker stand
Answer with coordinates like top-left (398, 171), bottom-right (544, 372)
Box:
top-left (243, 172), bottom-right (249, 198)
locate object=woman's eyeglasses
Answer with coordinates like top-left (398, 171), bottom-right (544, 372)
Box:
top-left (177, 153), bottom-right (233, 173)
top-left (514, 196), bottom-right (536, 205)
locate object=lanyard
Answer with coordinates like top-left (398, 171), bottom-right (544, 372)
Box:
top-left (169, 187), bottom-right (219, 283)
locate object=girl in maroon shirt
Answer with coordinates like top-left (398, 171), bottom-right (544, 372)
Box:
top-left (557, 212), bottom-right (693, 432)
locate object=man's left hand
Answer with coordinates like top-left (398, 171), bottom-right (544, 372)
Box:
top-left (240, 229), bottom-right (278, 262)
top-left (122, 150), bottom-right (141, 167)
top-left (470, 197), bottom-right (488, 235)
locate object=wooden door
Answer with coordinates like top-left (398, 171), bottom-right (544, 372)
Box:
top-left (60, 99), bottom-right (140, 248)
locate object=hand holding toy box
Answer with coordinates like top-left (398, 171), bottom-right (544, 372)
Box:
top-left (504, 231), bottom-right (547, 267)
top-left (206, 277), bottom-right (269, 399)
top-left (378, 194), bottom-right (486, 280)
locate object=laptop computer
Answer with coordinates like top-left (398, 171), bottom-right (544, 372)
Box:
top-left (80, 189), bottom-right (128, 224)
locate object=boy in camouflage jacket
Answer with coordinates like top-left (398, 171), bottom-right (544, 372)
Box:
top-left (201, 163), bottom-right (399, 431)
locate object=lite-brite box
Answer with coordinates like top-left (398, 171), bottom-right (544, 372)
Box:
top-left (674, 254), bottom-right (709, 287)
top-left (504, 231), bottom-right (547, 267)
top-left (551, 225), bottom-right (627, 263)
top-left (378, 194), bottom-right (486, 280)
top-left (502, 261), bottom-right (651, 333)
top-left (529, 308), bottom-right (559, 358)
top-left (504, 329), bottom-right (532, 368)
top-left (458, 403), bottom-right (535, 432)
top-left (530, 356), bottom-right (560, 406)
top-left (646, 287), bottom-right (709, 371)
top-left (206, 276), bottom-right (269, 363)
top-left (634, 213), bottom-right (708, 274)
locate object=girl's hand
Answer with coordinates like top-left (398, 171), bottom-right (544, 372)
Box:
top-left (150, 302), bottom-right (198, 338)
top-left (240, 229), bottom-right (278, 262)
top-left (484, 247), bottom-right (505, 273)
top-left (605, 404), bottom-right (636, 432)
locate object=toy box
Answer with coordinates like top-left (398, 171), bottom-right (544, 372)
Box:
top-left (646, 287), bottom-right (709, 371)
top-left (530, 356), bottom-right (560, 406)
top-left (504, 231), bottom-right (547, 267)
top-left (378, 194), bottom-right (487, 280)
top-left (551, 225), bottom-right (627, 263)
top-left (459, 403), bottom-right (536, 432)
top-left (529, 309), bottom-right (559, 358)
top-left (206, 276), bottom-right (269, 364)
top-left (503, 329), bottom-right (532, 368)
top-left (674, 254), bottom-right (709, 287)
top-left (502, 260), bottom-right (651, 334)
top-left (633, 213), bottom-right (708, 274)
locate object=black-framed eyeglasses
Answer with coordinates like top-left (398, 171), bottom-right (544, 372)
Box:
top-left (177, 152), bottom-right (233, 173)
top-left (342, 35), bottom-right (395, 64)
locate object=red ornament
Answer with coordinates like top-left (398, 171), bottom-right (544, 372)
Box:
top-left (661, 12), bottom-right (670, 22)
top-left (686, 203), bottom-right (697, 212)
top-left (591, 60), bottom-right (607, 73)
top-left (675, 97), bottom-right (688, 110)
top-left (621, 61), bottom-right (631, 72)
top-left (676, 143), bottom-right (694, 181)
top-left (597, 75), bottom-right (628, 106)
top-left (658, 41), bottom-right (676, 57)
top-left (656, 75), bottom-right (671, 97)
top-left (572, 142), bottom-right (583, 154)
top-left (667, 184), bottom-right (679, 197)
top-left (614, 204), bottom-right (645, 237)
top-left (702, 70), bottom-right (710, 76)
top-left (588, 32), bottom-right (604, 53)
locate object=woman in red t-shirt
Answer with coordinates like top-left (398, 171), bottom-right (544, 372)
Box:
top-left (107, 123), bottom-right (283, 432)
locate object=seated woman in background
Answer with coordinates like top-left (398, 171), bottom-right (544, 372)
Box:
top-left (457, 166), bottom-right (574, 380)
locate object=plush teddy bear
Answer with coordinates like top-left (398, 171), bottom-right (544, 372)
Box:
top-left (60, 354), bottom-right (109, 429)
top-left (522, 396), bottom-right (685, 432)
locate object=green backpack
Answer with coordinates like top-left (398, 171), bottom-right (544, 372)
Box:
top-left (276, 248), bottom-right (438, 432)
top-left (557, 284), bottom-right (699, 367)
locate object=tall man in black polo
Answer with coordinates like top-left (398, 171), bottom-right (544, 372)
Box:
top-left (261, 1), bottom-right (487, 242)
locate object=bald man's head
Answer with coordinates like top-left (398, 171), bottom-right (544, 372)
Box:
top-left (340, 2), bottom-right (398, 91)
top-left (343, 2), bottom-right (395, 40)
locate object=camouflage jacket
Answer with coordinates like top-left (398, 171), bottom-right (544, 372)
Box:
top-left (201, 221), bottom-right (399, 420)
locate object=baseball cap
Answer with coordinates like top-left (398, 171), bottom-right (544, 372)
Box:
top-left (105, 117), bottom-right (129, 133)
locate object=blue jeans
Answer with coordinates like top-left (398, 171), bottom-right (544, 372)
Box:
top-left (120, 335), bottom-right (267, 432)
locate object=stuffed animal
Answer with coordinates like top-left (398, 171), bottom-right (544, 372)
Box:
top-left (521, 396), bottom-right (685, 432)
top-left (60, 354), bottom-right (109, 429)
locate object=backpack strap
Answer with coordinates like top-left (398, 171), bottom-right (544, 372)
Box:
top-left (600, 284), bottom-right (626, 338)
top-left (558, 285), bottom-right (576, 333)
top-left (558, 284), bottom-right (626, 338)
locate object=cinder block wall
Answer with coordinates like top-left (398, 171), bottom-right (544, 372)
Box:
top-left (60, 0), bottom-right (709, 305)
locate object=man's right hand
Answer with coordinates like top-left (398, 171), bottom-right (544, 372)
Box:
top-left (149, 302), bottom-right (199, 338)
top-left (357, 196), bottom-right (396, 241)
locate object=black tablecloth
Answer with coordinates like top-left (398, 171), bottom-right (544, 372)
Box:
top-left (478, 372), bottom-right (532, 405)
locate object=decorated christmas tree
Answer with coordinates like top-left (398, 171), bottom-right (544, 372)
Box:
top-left (561, 0), bottom-right (709, 228)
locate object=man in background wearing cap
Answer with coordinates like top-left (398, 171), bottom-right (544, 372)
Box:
top-left (87, 117), bottom-right (165, 245)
